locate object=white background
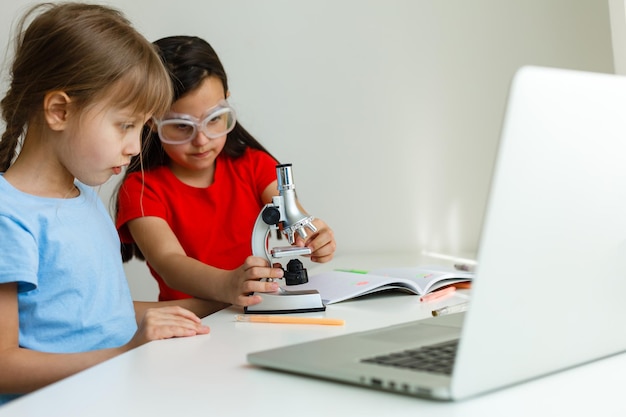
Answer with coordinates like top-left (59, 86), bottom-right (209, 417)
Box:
top-left (0, 0), bottom-right (616, 299)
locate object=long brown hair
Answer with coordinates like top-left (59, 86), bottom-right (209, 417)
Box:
top-left (0, 2), bottom-right (173, 171)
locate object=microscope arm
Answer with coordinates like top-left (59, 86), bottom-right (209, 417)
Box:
top-left (251, 203), bottom-right (279, 265)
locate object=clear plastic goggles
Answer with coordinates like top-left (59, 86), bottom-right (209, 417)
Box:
top-left (153, 100), bottom-right (237, 144)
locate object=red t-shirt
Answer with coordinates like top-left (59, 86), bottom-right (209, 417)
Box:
top-left (116, 148), bottom-right (277, 301)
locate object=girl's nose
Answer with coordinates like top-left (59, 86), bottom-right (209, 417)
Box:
top-left (191, 130), bottom-right (211, 146)
top-left (127, 132), bottom-right (142, 156)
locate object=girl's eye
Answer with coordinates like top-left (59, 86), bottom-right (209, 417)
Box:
top-left (174, 123), bottom-right (192, 131)
top-left (206, 114), bottom-right (224, 126)
top-left (121, 123), bottom-right (135, 131)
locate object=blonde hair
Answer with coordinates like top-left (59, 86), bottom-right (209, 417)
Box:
top-left (0, 2), bottom-right (173, 171)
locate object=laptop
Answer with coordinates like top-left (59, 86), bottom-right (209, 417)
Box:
top-left (247, 66), bottom-right (626, 401)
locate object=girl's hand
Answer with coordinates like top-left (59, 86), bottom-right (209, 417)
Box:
top-left (126, 306), bottom-right (210, 349)
top-left (225, 256), bottom-right (284, 307)
top-left (295, 218), bottom-right (336, 263)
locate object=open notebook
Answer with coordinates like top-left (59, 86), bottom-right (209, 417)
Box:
top-left (248, 66), bottom-right (626, 400)
top-left (295, 266), bottom-right (473, 304)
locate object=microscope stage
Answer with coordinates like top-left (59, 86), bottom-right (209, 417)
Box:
top-left (244, 288), bottom-right (326, 314)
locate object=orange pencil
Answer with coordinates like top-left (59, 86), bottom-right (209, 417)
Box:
top-left (451, 281), bottom-right (472, 289)
top-left (235, 315), bottom-right (345, 326)
top-left (419, 286), bottom-right (456, 302)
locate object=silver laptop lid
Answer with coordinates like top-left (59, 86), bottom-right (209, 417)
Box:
top-left (247, 66), bottom-right (626, 401)
top-left (452, 66), bottom-right (626, 398)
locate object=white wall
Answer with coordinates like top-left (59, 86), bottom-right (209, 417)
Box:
top-left (1, 1), bottom-right (615, 300)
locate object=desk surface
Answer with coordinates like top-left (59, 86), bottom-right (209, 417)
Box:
top-left (2, 254), bottom-right (626, 416)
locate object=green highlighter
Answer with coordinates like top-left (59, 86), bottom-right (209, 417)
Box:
top-left (334, 268), bottom-right (368, 274)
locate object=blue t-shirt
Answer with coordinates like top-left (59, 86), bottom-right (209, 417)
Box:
top-left (0, 175), bottom-right (137, 405)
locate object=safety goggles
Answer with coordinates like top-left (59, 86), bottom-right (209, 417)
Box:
top-left (153, 100), bottom-right (237, 144)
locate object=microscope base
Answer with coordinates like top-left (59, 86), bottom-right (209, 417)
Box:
top-left (244, 289), bottom-right (326, 314)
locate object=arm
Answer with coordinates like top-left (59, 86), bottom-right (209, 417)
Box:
top-left (260, 182), bottom-right (336, 264)
top-left (0, 283), bottom-right (208, 395)
top-left (126, 216), bottom-right (283, 307)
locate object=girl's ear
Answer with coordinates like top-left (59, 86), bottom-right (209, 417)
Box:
top-left (43, 91), bottom-right (72, 131)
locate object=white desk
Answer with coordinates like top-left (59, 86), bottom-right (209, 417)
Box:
top-left (2, 254), bottom-right (626, 416)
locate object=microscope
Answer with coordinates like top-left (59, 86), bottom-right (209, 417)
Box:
top-left (245, 163), bottom-right (326, 314)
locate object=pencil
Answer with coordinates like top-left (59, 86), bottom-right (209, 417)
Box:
top-left (431, 302), bottom-right (469, 317)
top-left (235, 315), bottom-right (345, 326)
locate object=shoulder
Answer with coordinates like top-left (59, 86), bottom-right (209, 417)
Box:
top-left (245, 147), bottom-right (276, 163)
top-left (236, 148), bottom-right (278, 191)
top-left (1, 176), bottom-right (60, 215)
top-left (230, 148), bottom-right (277, 171)
top-left (219, 147), bottom-right (276, 173)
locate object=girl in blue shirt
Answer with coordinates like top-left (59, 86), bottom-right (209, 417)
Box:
top-left (0, 3), bottom-right (220, 405)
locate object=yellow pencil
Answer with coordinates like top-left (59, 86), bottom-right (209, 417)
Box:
top-left (235, 315), bottom-right (345, 326)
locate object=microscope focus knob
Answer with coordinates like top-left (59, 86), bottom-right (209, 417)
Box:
top-left (261, 206), bottom-right (281, 225)
top-left (284, 259), bottom-right (309, 286)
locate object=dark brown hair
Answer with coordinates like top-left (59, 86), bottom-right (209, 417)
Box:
top-left (117, 36), bottom-right (277, 262)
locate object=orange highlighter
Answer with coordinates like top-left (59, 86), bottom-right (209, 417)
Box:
top-left (419, 286), bottom-right (456, 302)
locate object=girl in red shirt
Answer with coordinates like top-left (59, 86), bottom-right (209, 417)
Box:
top-left (115, 36), bottom-right (336, 309)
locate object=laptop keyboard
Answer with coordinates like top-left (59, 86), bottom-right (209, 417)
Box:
top-left (361, 339), bottom-right (459, 375)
